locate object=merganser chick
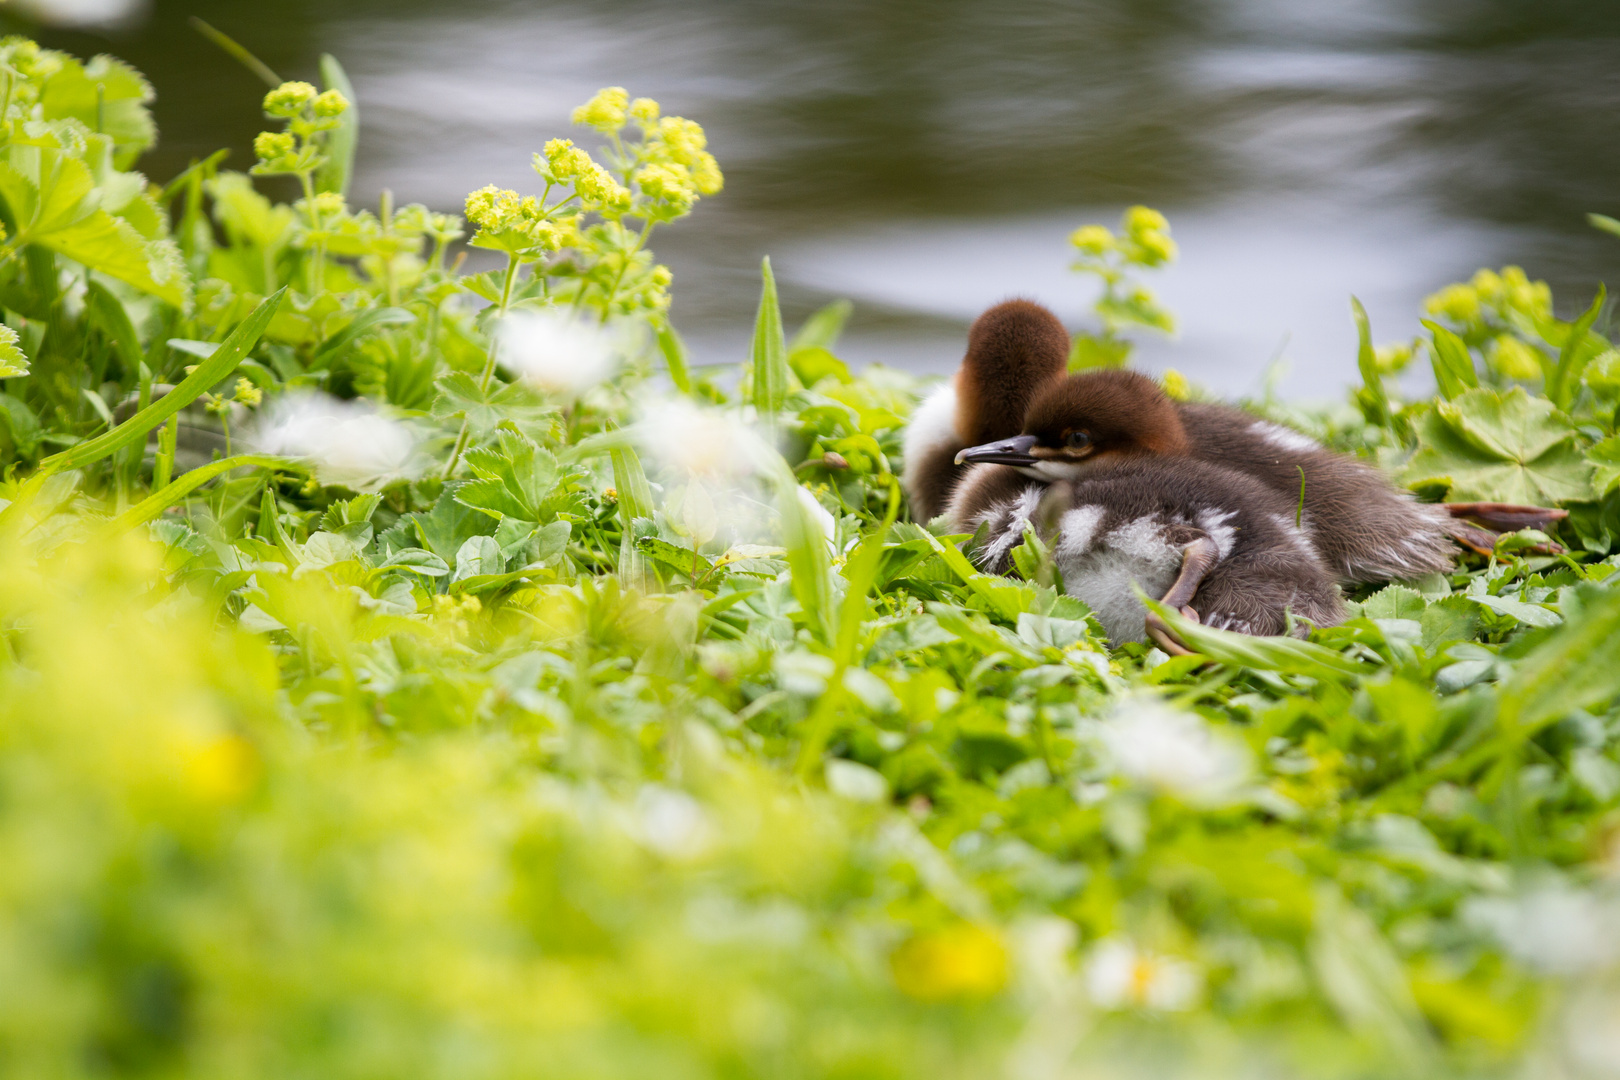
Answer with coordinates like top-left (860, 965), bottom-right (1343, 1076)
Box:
top-left (952, 455), bottom-right (1345, 648)
top-left (901, 299), bottom-right (1068, 523)
top-left (956, 367), bottom-right (1458, 585)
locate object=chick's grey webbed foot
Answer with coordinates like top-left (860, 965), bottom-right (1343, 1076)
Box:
top-left (1143, 537), bottom-right (1219, 656)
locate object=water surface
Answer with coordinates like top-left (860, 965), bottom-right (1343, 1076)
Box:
top-left (33, 0), bottom-right (1620, 397)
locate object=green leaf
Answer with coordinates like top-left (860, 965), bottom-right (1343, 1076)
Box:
top-left (1469, 593), bottom-right (1561, 628)
top-left (1145, 596), bottom-right (1377, 679)
top-left (0, 326), bottom-right (28, 378)
top-left (45, 211), bottom-right (188, 308)
top-left (1591, 434), bottom-right (1620, 498)
top-left (433, 372), bottom-right (553, 436)
top-left (749, 256), bottom-right (790, 416)
top-left (1403, 387), bottom-right (1594, 504)
top-left (85, 279), bottom-right (142, 371)
top-left (609, 445), bottom-right (655, 522)
top-left (456, 430), bottom-right (560, 522)
top-left (653, 317), bottom-right (691, 394)
top-left (1497, 585), bottom-right (1620, 731)
top-left (310, 306), bottom-right (415, 370)
top-left (1589, 212), bottom-right (1620, 239)
top-left (1546, 284), bottom-right (1606, 410)
top-left (638, 535), bottom-right (715, 579)
top-left (105, 454), bottom-right (286, 534)
top-left (452, 535), bottom-right (504, 581)
top-left (1352, 297), bottom-right (1390, 426)
top-left (1361, 585), bottom-right (1427, 622)
top-left (315, 54), bottom-right (359, 197)
top-left (46, 288), bottom-right (284, 473)
top-left (39, 54), bottom-right (157, 166)
top-left (409, 486), bottom-right (498, 563)
top-left (1421, 320), bottom-right (1477, 400)
top-left (789, 298), bottom-right (853, 354)
top-left (380, 548), bottom-right (451, 577)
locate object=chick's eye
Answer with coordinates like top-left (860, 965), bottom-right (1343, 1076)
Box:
top-left (1064, 429), bottom-right (1092, 449)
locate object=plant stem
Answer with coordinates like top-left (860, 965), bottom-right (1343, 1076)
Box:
top-left (442, 253), bottom-right (521, 479)
top-left (299, 171), bottom-right (324, 294)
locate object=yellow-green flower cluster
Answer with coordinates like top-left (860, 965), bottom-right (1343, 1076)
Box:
top-left (263, 81), bottom-right (317, 118)
top-left (253, 80), bottom-right (350, 177)
top-left (1069, 206), bottom-right (1176, 268)
top-left (534, 138), bottom-right (632, 213)
top-left (572, 86), bottom-right (629, 133)
top-left (650, 116), bottom-right (723, 196)
top-left (463, 184), bottom-right (582, 256)
top-left (1488, 334), bottom-right (1545, 380)
top-left (1424, 265), bottom-right (1553, 328)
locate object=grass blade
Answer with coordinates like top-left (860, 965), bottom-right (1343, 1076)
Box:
top-left (316, 54), bottom-right (360, 197)
top-left (105, 454), bottom-right (287, 535)
top-left (654, 318), bottom-right (692, 394)
top-left (750, 257), bottom-right (790, 417)
top-left (609, 446), bottom-right (655, 523)
top-left (1546, 284), bottom-right (1605, 410)
top-left (189, 17), bottom-right (281, 87)
top-left (1351, 297), bottom-right (1390, 426)
top-left (45, 289), bottom-right (285, 473)
top-left (1421, 319), bottom-right (1478, 399)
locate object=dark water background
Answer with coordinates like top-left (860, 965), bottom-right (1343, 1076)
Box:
top-left (26, 0), bottom-right (1620, 397)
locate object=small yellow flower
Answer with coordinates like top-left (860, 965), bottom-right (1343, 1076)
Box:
top-left (1488, 335), bottom-right (1544, 380)
top-left (263, 80), bottom-right (317, 118)
top-left (574, 164), bottom-right (632, 211)
top-left (629, 97), bottom-right (660, 125)
top-left (253, 131), bottom-right (296, 161)
top-left (541, 138), bottom-right (594, 181)
top-left (635, 163), bottom-right (696, 204)
top-left (657, 116), bottom-right (709, 165)
top-left (1374, 341), bottom-right (1414, 374)
top-left (891, 924), bottom-right (1009, 1002)
top-left (1124, 205), bottom-right (1169, 235)
top-left (180, 733), bottom-right (258, 804)
top-left (312, 89), bottom-right (348, 118)
top-left (1162, 368), bottom-right (1191, 400)
top-left (464, 184), bottom-right (519, 230)
top-left (572, 86), bottom-right (629, 133)
top-left (1132, 228), bottom-right (1178, 264)
top-left (1425, 283), bottom-right (1481, 323)
top-left (689, 152), bottom-right (723, 196)
top-left (232, 378), bottom-right (263, 407)
top-left (311, 191), bottom-right (345, 216)
top-left (1070, 224), bottom-right (1113, 254)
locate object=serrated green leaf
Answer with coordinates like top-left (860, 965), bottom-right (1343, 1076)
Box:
top-left (1362, 585), bottom-right (1427, 622)
top-left (0, 326), bottom-right (28, 378)
top-left (39, 54), bottom-right (157, 166)
top-left (1403, 387), bottom-right (1594, 504)
top-left (456, 430), bottom-right (560, 522)
top-left (433, 371), bottom-right (553, 435)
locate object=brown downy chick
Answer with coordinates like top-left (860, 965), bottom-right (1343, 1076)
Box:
top-left (901, 299), bottom-right (1068, 523)
top-left (954, 456), bottom-right (1345, 646)
top-left (953, 370), bottom-right (1456, 584)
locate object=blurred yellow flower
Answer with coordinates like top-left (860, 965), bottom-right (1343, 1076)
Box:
top-left (890, 924), bottom-right (1008, 1001)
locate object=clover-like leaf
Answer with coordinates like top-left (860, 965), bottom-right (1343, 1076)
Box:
top-left (1403, 387), bottom-right (1594, 504)
top-left (1591, 434), bottom-right (1620, 499)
